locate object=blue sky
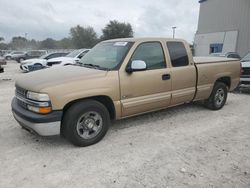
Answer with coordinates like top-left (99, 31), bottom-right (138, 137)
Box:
top-left (0, 0), bottom-right (200, 43)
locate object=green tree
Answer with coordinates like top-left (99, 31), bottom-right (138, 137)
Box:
top-left (101, 20), bottom-right (133, 40)
top-left (0, 43), bottom-right (8, 50)
top-left (10, 36), bottom-right (27, 50)
top-left (0, 37), bottom-right (4, 42)
top-left (57, 38), bottom-right (74, 49)
top-left (40, 38), bottom-right (57, 49)
top-left (70, 25), bottom-right (98, 48)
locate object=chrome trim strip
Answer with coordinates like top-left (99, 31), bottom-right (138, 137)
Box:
top-left (15, 95), bottom-right (50, 107)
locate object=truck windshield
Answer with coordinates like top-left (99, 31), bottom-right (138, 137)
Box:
top-left (241, 52), bottom-right (250, 62)
top-left (79, 42), bottom-right (133, 70)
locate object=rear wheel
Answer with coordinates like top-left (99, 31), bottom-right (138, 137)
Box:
top-left (204, 82), bottom-right (228, 110)
top-left (18, 58), bottom-right (25, 63)
top-left (62, 100), bottom-right (110, 147)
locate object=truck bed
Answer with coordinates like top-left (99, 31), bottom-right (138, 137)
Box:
top-left (194, 57), bottom-right (238, 64)
top-left (193, 57), bottom-right (240, 101)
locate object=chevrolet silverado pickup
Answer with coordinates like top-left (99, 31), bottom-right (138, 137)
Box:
top-left (12, 38), bottom-right (241, 146)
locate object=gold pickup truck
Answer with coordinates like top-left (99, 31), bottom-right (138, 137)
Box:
top-left (12, 38), bottom-right (240, 146)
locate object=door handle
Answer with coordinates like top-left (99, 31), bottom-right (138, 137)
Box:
top-left (162, 74), bottom-right (171, 80)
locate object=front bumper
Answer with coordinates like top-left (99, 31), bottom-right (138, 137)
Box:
top-left (11, 98), bottom-right (63, 136)
top-left (240, 76), bottom-right (250, 85)
top-left (20, 64), bottom-right (29, 72)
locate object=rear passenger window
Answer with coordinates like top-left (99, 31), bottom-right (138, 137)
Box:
top-left (131, 42), bottom-right (166, 70)
top-left (167, 42), bottom-right (189, 67)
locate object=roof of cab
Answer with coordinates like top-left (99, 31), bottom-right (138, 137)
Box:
top-left (103, 37), bottom-right (187, 43)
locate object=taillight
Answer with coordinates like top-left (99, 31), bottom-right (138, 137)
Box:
top-left (240, 63), bottom-right (243, 75)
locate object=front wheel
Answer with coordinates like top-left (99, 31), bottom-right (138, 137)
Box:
top-left (62, 100), bottom-right (110, 147)
top-left (204, 82), bottom-right (228, 110)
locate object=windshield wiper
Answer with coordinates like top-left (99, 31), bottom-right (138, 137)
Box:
top-left (82, 63), bottom-right (110, 71)
top-left (83, 63), bottom-right (100, 68)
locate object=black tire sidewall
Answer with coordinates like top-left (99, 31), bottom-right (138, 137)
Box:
top-left (209, 82), bottom-right (228, 110)
top-left (19, 58), bottom-right (24, 62)
top-left (62, 100), bottom-right (110, 147)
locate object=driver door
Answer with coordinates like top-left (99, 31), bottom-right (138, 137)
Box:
top-left (119, 42), bottom-right (172, 117)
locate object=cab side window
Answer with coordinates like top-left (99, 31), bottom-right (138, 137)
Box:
top-left (167, 42), bottom-right (189, 67)
top-left (130, 42), bottom-right (166, 70)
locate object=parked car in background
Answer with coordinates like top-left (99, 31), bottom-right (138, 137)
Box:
top-left (46, 49), bottom-right (90, 67)
top-left (0, 56), bottom-right (6, 73)
top-left (20, 52), bottom-right (69, 72)
top-left (240, 52), bottom-right (250, 85)
top-left (0, 50), bottom-right (12, 57)
top-left (4, 51), bottom-right (25, 60)
top-left (0, 56), bottom-right (7, 65)
top-left (11, 38), bottom-right (240, 146)
top-left (14, 50), bottom-right (47, 63)
top-left (210, 52), bottom-right (241, 59)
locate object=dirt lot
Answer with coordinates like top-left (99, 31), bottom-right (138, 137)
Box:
top-left (0, 61), bottom-right (250, 188)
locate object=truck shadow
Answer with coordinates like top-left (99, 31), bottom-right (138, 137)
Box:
top-left (232, 85), bottom-right (250, 95)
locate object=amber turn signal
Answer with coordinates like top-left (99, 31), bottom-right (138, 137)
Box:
top-left (39, 107), bottom-right (52, 114)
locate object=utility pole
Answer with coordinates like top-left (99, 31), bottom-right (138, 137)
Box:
top-left (172, 26), bottom-right (177, 38)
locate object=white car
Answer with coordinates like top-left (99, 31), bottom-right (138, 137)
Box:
top-left (241, 52), bottom-right (250, 85)
top-left (4, 51), bottom-right (25, 60)
top-left (46, 49), bottom-right (90, 67)
top-left (20, 52), bottom-right (68, 72)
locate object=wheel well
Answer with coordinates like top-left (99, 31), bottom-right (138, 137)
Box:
top-left (216, 77), bottom-right (231, 89)
top-left (63, 96), bottom-right (116, 120)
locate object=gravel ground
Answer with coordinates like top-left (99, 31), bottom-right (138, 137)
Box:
top-left (0, 61), bottom-right (250, 188)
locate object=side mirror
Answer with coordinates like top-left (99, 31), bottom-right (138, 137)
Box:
top-left (126, 60), bottom-right (147, 73)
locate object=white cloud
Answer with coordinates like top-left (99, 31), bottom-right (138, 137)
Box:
top-left (0, 0), bottom-right (199, 43)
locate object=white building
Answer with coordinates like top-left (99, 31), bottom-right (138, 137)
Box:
top-left (194, 0), bottom-right (250, 57)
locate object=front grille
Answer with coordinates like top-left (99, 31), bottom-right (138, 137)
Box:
top-left (17, 98), bottom-right (28, 109)
top-left (242, 67), bottom-right (250, 76)
top-left (15, 86), bottom-right (27, 109)
top-left (16, 86), bottom-right (26, 98)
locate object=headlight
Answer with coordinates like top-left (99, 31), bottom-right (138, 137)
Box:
top-left (26, 91), bottom-right (50, 101)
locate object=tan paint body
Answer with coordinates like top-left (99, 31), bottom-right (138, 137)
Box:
top-left (16, 38), bottom-right (240, 120)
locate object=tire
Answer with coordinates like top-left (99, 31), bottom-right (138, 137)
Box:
top-left (6, 56), bottom-right (11, 60)
top-left (33, 63), bottom-right (43, 71)
top-left (62, 100), bottom-right (110, 147)
top-left (18, 58), bottom-right (25, 63)
top-left (204, 82), bottom-right (228, 110)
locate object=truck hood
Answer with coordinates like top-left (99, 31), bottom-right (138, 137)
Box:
top-left (16, 65), bottom-right (108, 91)
top-left (47, 57), bottom-right (77, 63)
